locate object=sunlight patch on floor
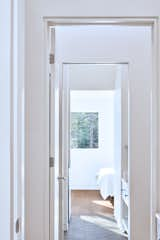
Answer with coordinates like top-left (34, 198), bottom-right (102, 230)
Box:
top-left (92, 200), bottom-right (114, 209)
top-left (80, 215), bottom-right (127, 237)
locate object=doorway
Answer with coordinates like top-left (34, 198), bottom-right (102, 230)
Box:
top-left (47, 20), bottom-right (157, 240)
top-left (63, 64), bottom-right (128, 240)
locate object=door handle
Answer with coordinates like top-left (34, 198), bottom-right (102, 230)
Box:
top-left (57, 176), bottom-right (66, 181)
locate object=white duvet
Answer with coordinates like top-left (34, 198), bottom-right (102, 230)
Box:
top-left (96, 168), bottom-right (115, 200)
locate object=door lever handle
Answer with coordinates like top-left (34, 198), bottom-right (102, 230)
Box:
top-left (57, 176), bottom-right (66, 181)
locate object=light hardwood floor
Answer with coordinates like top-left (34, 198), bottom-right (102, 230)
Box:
top-left (64, 190), bottom-right (127, 240)
top-left (71, 190), bottom-right (114, 216)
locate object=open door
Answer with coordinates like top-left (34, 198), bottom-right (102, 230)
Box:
top-left (62, 64), bottom-right (71, 232)
top-left (114, 65), bottom-right (122, 229)
top-left (114, 64), bottom-right (129, 232)
top-left (49, 27), bottom-right (60, 240)
top-left (49, 27), bottom-right (69, 240)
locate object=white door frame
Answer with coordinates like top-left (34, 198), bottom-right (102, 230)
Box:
top-left (43, 17), bottom-right (159, 240)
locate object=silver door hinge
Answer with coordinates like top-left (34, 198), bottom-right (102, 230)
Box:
top-left (50, 157), bottom-right (54, 167)
top-left (15, 218), bottom-right (21, 234)
top-left (49, 54), bottom-right (54, 64)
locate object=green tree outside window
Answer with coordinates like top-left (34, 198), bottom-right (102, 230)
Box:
top-left (71, 112), bottom-right (99, 148)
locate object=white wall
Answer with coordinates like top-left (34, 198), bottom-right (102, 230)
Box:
top-left (69, 64), bottom-right (116, 90)
top-left (0, 0), bottom-right (11, 239)
top-left (70, 91), bottom-right (114, 189)
top-left (0, 1), bottom-right (25, 239)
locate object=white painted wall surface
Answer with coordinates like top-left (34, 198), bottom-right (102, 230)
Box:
top-left (0, 0), bottom-right (11, 239)
top-left (70, 91), bottom-right (114, 189)
top-left (0, 1), bottom-right (25, 239)
top-left (69, 64), bottom-right (116, 90)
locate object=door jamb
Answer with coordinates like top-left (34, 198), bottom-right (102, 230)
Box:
top-left (43, 17), bottom-right (159, 240)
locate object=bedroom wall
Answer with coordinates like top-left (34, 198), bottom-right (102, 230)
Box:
top-left (70, 91), bottom-right (114, 189)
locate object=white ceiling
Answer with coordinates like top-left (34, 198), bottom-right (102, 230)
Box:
top-left (68, 64), bottom-right (117, 90)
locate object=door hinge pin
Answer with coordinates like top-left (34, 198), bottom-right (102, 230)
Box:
top-left (50, 157), bottom-right (54, 168)
top-left (15, 218), bottom-right (21, 234)
top-left (49, 54), bottom-right (54, 64)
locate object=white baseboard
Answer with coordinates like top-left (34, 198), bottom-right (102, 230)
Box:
top-left (71, 186), bottom-right (99, 190)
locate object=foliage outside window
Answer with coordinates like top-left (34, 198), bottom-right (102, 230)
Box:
top-left (71, 112), bottom-right (99, 149)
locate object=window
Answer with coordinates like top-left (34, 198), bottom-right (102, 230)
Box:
top-left (71, 112), bottom-right (99, 149)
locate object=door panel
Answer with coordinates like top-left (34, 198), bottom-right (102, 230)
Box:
top-left (62, 65), bottom-right (71, 231)
top-left (49, 28), bottom-right (59, 240)
top-left (114, 65), bottom-right (122, 228)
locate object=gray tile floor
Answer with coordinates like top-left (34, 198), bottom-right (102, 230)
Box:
top-left (64, 215), bottom-right (128, 240)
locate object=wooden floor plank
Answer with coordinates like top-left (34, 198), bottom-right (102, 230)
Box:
top-left (71, 190), bottom-right (114, 216)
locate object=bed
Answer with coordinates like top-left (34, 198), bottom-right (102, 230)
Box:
top-left (96, 168), bottom-right (115, 200)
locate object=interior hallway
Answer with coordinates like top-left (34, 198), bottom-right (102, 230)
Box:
top-left (64, 190), bottom-right (127, 240)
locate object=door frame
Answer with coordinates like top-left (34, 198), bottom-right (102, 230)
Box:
top-left (62, 63), bottom-right (128, 233)
top-left (43, 17), bottom-right (159, 240)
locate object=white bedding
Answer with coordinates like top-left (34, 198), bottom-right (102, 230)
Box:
top-left (96, 168), bottom-right (115, 200)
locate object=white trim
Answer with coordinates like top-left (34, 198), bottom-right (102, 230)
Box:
top-left (70, 186), bottom-right (100, 190)
top-left (62, 60), bottom-right (130, 64)
top-left (41, 17), bottom-right (159, 240)
top-left (158, 18), bottom-right (160, 212)
top-left (10, 0), bottom-right (14, 239)
top-left (150, 19), bottom-right (158, 240)
top-left (43, 19), bottom-right (50, 240)
top-left (45, 17), bottom-right (157, 26)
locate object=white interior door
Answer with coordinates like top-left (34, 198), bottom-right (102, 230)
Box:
top-left (114, 64), bottom-right (129, 231)
top-left (49, 28), bottom-right (59, 240)
top-left (62, 65), bottom-right (71, 231)
top-left (52, 25), bottom-right (153, 240)
top-left (114, 65), bottom-right (122, 228)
